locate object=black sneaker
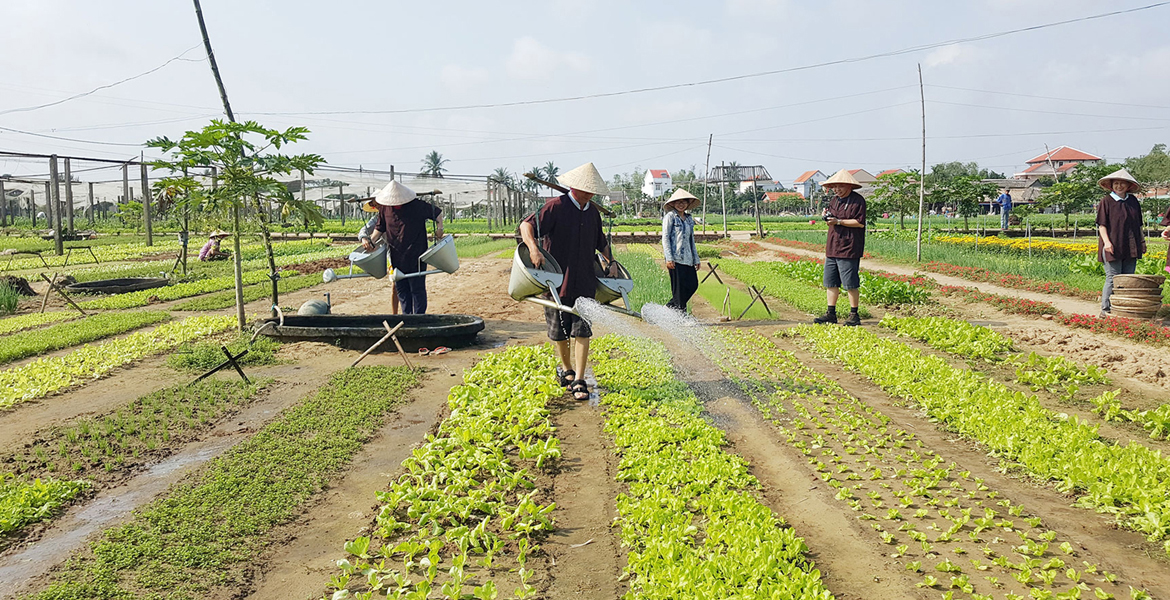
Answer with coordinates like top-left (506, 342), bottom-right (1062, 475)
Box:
top-left (813, 311), bottom-right (838, 324)
top-left (843, 312), bottom-right (862, 327)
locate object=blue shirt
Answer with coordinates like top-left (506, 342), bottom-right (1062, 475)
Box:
top-left (662, 211), bottom-right (699, 266)
top-left (997, 193), bottom-right (1012, 210)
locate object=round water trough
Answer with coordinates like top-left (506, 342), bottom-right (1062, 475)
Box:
top-left (258, 313), bottom-right (484, 352)
top-left (65, 277), bottom-right (169, 295)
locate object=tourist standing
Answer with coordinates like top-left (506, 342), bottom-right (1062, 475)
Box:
top-left (1096, 168), bottom-right (1145, 317)
top-left (814, 170), bottom-right (867, 326)
top-left (997, 190), bottom-right (1012, 230)
top-left (661, 188), bottom-right (701, 312)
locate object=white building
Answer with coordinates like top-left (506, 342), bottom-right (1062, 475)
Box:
top-left (792, 170), bottom-right (826, 198)
top-left (738, 178), bottom-right (784, 193)
top-left (642, 169), bottom-right (671, 199)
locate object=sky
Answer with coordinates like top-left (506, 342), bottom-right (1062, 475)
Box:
top-left (1, 0), bottom-right (1168, 186)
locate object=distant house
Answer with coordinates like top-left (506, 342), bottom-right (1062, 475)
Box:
top-left (793, 170), bottom-right (826, 198)
top-left (876, 168), bottom-right (906, 178)
top-left (982, 178), bottom-right (1044, 205)
top-left (762, 191), bottom-right (802, 203)
top-left (847, 169), bottom-right (877, 184)
top-left (642, 169), bottom-right (671, 199)
top-left (1013, 146), bottom-right (1102, 180)
top-left (738, 178), bottom-right (784, 193)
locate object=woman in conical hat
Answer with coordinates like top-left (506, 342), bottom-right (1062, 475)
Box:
top-left (519, 161), bottom-right (619, 401)
top-left (814, 169), bottom-right (867, 326)
top-left (661, 187), bottom-right (701, 312)
top-left (367, 180), bottom-right (444, 314)
top-left (1095, 167), bottom-right (1146, 316)
top-left (198, 229), bottom-right (233, 261)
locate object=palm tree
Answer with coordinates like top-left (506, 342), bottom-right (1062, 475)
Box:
top-left (543, 161), bottom-right (559, 184)
top-left (421, 151), bottom-right (449, 178)
top-left (490, 167), bottom-right (512, 185)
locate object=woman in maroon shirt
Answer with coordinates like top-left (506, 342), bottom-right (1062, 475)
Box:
top-left (1096, 168), bottom-right (1145, 316)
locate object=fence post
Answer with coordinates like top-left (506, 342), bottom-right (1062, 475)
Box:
top-left (0, 180), bottom-right (5, 227)
top-left (122, 163), bottom-right (129, 209)
top-left (64, 157), bottom-right (75, 234)
top-left (141, 162), bottom-right (153, 246)
top-left (50, 156), bottom-right (63, 255)
top-left (30, 190), bottom-right (36, 228)
top-left (339, 184), bottom-right (345, 226)
top-left (87, 182), bottom-right (95, 226)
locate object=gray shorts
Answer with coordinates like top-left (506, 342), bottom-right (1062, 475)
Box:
top-left (824, 257), bottom-right (861, 290)
top-left (545, 306), bottom-right (592, 341)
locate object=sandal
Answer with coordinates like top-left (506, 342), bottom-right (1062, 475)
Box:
top-left (418, 348), bottom-right (431, 356)
top-left (431, 346), bottom-right (451, 355)
top-left (555, 367), bottom-right (575, 388)
top-left (569, 379), bottom-right (590, 401)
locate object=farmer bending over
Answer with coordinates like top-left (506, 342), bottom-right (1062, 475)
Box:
top-left (519, 161), bottom-right (619, 401)
top-left (198, 230), bottom-right (232, 261)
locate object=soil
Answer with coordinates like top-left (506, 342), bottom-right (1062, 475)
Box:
top-left (282, 256), bottom-right (350, 274)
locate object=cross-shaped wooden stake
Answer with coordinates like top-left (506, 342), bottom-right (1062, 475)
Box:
top-left (700, 261), bottom-right (723, 285)
top-left (736, 285), bottom-right (773, 321)
top-left (39, 273), bottom-right (88, 316)
top-left (192, 346), bottom-right (251, 385)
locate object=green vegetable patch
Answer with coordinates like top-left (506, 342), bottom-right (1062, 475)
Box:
top-left (172, 272), bottom-right (322, 311)
top-left (166, 333), bottom-right (283, 371)
top-left (325, 345), bottom-right (562, 600)
top-left (591, 335), bottom-right (835, 599)
top-left (78, 270), bottom-right (295, 310)
top-left (0, 474), bottom-right (89, 536)
top-left (0, 311), bottom-right (170, 366)
top-left (796, 324), bottom-right (1170, 557)
top-left (26, 365), bottom-right (419, 600)
top-left (718, 259), bottom-right (873, 319)
top-left (708, 327), bottom-right (1140, 600)
top-left (0, 312), bottom-right (76, 336)
top-left (0, 315), bottom-right (235, 410)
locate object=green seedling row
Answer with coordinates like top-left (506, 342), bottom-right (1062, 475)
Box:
top-left (172, 273), bottom-right (323, 311)
top-left (0, 474), bottom-right (89, 536)
top-left (0, 240), bottom-right (182, 272)
top-left (27, 365), bottom-right (419, 600)
top-left (456, 236), bottom-right (517, 258)
top-left (166, 334), bottom-right (282, 371)
top-left (616, 250), bottom-right (671, 312)
top-left (717, 259), bottom-right (874, 319)
top-left (325, 345), bottom-right (562, 600)
top-left (0, 315), bottom-right (236, 410)
top-left (0, 311), bottom-right (170, 366)
top-left (796, 324), bottom-right (1170, 556)
top-left (1092, 392), bottom-right (1170, 441)
top-left (591, 335), bottom-right (835, 599)
top-left (880, 315), bottom-right (1015, 362)
top-left (707, 327), bottom-right (1138, 600)
top-left (79, 269), bottom-right (296, 310)
top-left (66, 241), bottom-right (334, 284)
top-left (0, 312), bottom-right (77, 336)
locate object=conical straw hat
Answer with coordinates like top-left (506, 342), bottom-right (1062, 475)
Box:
top-left (1098, 168), bottom-right (1141, 193)
top-left (374, 180), bottom-right (417, 207)
top-left (557, 162), bottom-right (610, 195)
top-left (663, 187), bottom-right (700, 211)
top-left (360, 198), bottom-right (379, 213)
top-left (821, 169), bottom-right (862, 190)
top-left (208, 229), bottom-right (231, 238)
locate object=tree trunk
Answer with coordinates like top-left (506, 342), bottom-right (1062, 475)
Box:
top-left (232, 203), bottom-right (245, 330)
top-left (254, 193), bottom-right (280, 317)
top-left (963, 215), bottom-right (969, 232)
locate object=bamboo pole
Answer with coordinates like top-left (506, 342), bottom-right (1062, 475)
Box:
top-left (916, 64), bottom-right (926, 263)
top-left (141, 161), bottom-right (153, 246)
top-left (64, 157), bottom-right (75, 234)
top-left (50, 156), bottom-right (63, 255)
top-left (87, 182), bottom-right (95, 226)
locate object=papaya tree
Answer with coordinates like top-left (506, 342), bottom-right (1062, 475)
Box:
top-left (147, 119), bottom-right (324, 329)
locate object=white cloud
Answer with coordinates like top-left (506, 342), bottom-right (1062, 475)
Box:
top-left (505, 37), bottom-right (591, 80)
top-left (725, 0), bottom-right (792, 19)
top-left (924, 44), bottom-right (963, 67)
top-left (439, 64), bottom-right (491, 93)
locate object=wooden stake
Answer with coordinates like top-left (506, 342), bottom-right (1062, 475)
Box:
top-left (915, 63), bottom-right (926, 263)
top-left (387, 320), bottom-right (414, 370)
top-left (50, 156), bottom-right (63, 255)
top-left (141, 160), bottom-right (153, 246)
top-left (351, 321), bottom-right (405, 368)
top-left (39, 272), bottom-right (88, 316)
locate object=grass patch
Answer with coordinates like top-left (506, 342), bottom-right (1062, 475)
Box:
top-left (26, 365), bottom-right (419, 600)
top-left (694, 276), bottom-right (775, 320)
top-left (0, 312), bottom-right (76, 336)
top-left (455, 235), bottom-right (516, 258)
top-left (172, 273), bottom-right (322, 311)
top-left (615, 250), bottom-right (671, 312)
top-left (0, 311), bottom-right (171, 366)
top-left (0, 282), bottom-right (19, 315)
top-left (167, 334), bottom-right (283, 371)
top-left (718, 259), bottom-right (872, 318)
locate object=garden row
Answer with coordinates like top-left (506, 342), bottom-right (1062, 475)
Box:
top-left (706, 326), bottom-right (1149, 600)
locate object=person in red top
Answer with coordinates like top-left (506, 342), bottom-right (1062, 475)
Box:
top-left (520, 162), bottom-right (619, 401)
top-left (1096, 168), bottom-right (1145, 317)
top-left (814, 169), bottom-right (867, 326)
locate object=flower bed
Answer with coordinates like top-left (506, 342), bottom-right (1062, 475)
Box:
top-left (1055, 312), bottom-right (1170, 345)
top-left (938, 285), bottom-right (1060, 316)
top-left (923, 262), bottom-right (1098, 301)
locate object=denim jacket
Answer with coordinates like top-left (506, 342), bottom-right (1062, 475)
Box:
top-left (662, 211), bottom-right (699, 266)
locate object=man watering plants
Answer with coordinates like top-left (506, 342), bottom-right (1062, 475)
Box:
top-left (814, 169), bottom-right (866, 326)
top-left (519, 161), bottom-right (619, 402)
top-left (357, 197), bottom-right (399, 315)
top-left (365, 181), bottom-right (443, 315)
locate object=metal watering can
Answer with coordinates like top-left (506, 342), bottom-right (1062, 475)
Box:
top-left (507, 245), bottom-right (641, 320)
top-left (323, 235), bottom-right (459, 284)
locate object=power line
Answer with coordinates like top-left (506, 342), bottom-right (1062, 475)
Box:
top-left (0, 126), bottom-right (144, 147)
top-left (250, 2), bottom-right (1169, 116)
top-left (925, 84), bottom-right (1170, 110)
top-left (928, 100), bottom-right (1170, 122)
top-left (0, 45), bottom-right (205, 117)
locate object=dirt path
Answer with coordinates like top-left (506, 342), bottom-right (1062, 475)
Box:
top-left (540, 395), bottom-right (627, 600)
top-left (753, 238), bottom-right (1104, 316)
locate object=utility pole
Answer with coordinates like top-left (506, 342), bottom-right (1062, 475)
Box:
top-left (702, 134), bottom-right (712, 234)
top-left (141, 159), bottom-right (153, 246)
top-left (719, 161), bottom-right (728, 238)
top-left (87, 182), bottom-right (95, 226)
top-left (915, 63), bottom-right (926, 263)
top-left (752, 167), bottom-right (763, 239)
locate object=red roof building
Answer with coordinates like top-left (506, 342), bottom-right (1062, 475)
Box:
top-left (648, 169), bottom-right (670, 179)
top-left (1014, 146), bottom-right (1102, 180)
top-left (876, 168), bottom-right (905, 177)
top-left (762, 191), bottom-right (801, 203)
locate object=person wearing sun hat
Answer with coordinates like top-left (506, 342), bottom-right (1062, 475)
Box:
top-left (355, 197), bottom-right (400, 314)
top-left (198, 229), bottom-right (232, 262)
top-left (661, 187), bottom-right (701, 312)
top-left (519, 161), bottom-right (620, 401)
top-left (367, 180), bottom-right (443, 314)
top-left (1096, 167), bottom-right (1146, 317)
top-left (814, 169), bottom-right (867, 326)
